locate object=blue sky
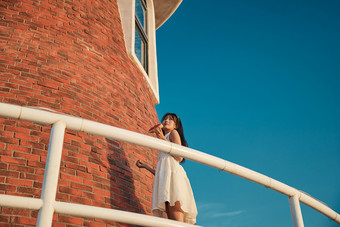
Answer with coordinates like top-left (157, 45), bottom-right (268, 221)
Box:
top-left (154, 0), bottom-right (340, 226)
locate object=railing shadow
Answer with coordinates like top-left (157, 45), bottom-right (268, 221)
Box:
top-left (85, 137), bottom-right (149, 226)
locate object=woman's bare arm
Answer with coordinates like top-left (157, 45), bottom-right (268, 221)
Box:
top-left (153, 126), bottom-right (167, 141)
top-left (169, 130), bottom-right (184, 162)
top-left (151, 128), bottom-right (183, 162)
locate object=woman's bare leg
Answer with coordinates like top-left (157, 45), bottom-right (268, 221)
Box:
top-left (166, 201), bottom-right (184, 222)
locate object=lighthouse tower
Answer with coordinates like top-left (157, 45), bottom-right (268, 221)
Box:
top-left (0, 0), bottom-right (182, 226)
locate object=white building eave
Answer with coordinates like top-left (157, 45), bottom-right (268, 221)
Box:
top-left (153, 0), bottom-right (182, 29)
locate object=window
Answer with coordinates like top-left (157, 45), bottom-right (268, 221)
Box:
top-left (135, 0), bottom-right (148, 73)
top-left (117, 0), bottom-right (159, 103)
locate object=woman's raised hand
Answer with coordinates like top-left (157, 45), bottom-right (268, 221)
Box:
top-left (153, 125), bottom-right (164, 138)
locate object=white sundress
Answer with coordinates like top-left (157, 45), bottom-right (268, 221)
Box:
top-left (152, 132), bottom-right (198, 224)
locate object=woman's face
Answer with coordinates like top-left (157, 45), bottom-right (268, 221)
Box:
top-left (162, 115), bottom-right (177, 131)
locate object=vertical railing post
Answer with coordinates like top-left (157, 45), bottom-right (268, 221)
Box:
top-left (37, 121), bottom-right (66, 227)
top-left (289, 194), bottom-right (304, 227)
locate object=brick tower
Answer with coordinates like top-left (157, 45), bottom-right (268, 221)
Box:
top-left (0, 0), bottom-right (182, 226)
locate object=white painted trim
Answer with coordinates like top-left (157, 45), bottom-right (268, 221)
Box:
top-left (0, 194), bottom-right (43, 210)
top-left (37, 121), bottom-right (66, 227)
top-left (153, 0), bottom-right (182, 29)
top-left (289, 195), bottom-right (305, 227)
top-left (54, 201), bottom-right (195, 227)
top-left (0, 194), bottom-right (197, 227)
top-left (117, 0), bottom-right (159, 104)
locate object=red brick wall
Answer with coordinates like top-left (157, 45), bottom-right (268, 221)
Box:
top-left (0, 0), bottom-right (159, 226)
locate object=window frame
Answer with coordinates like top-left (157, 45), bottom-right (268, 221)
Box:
top-left (135, 0), bottom-right (148, 73)
top-left (117, 0), bottom-right (159, 104)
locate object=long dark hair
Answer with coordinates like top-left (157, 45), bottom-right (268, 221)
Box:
top-left (162, 113), bottom-right (188, 163)
top-left (161, 113), bottom-right (188, 147)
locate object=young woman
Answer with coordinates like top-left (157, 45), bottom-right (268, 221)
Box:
top-left (137, 113), bottom-right (197, 224)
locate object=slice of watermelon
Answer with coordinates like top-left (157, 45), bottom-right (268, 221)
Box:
top-left (148, 123), bottom-right (163, 132)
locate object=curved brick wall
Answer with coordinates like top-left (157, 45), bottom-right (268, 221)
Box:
top-left (0, 0), bottom-right (159, 226)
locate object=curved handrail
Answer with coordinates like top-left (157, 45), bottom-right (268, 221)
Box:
top-left (0, 102), bottom-right (339, 225)
top-left (0, 194), bottom-right (196, 227)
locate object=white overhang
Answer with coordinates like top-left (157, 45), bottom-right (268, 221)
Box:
top-left (153, 0), bottom-right (182, 29)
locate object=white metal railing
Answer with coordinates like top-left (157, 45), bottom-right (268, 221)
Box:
top-left (0, 102), bottom-right (339, 227)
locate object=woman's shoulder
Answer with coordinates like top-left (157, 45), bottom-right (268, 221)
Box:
top-left (169, 130), bottom-right (181, 145)
top-left (170, 129), bottom-right (180, 136)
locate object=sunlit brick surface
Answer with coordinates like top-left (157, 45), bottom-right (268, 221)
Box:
top-left (0, 0), bottom-right (158, 226)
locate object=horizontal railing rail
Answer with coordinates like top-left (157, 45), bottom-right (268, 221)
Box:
top-left (0, 102), bottom-right (339, 227)
top-left (0, 194), bottom-right (195, 227)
